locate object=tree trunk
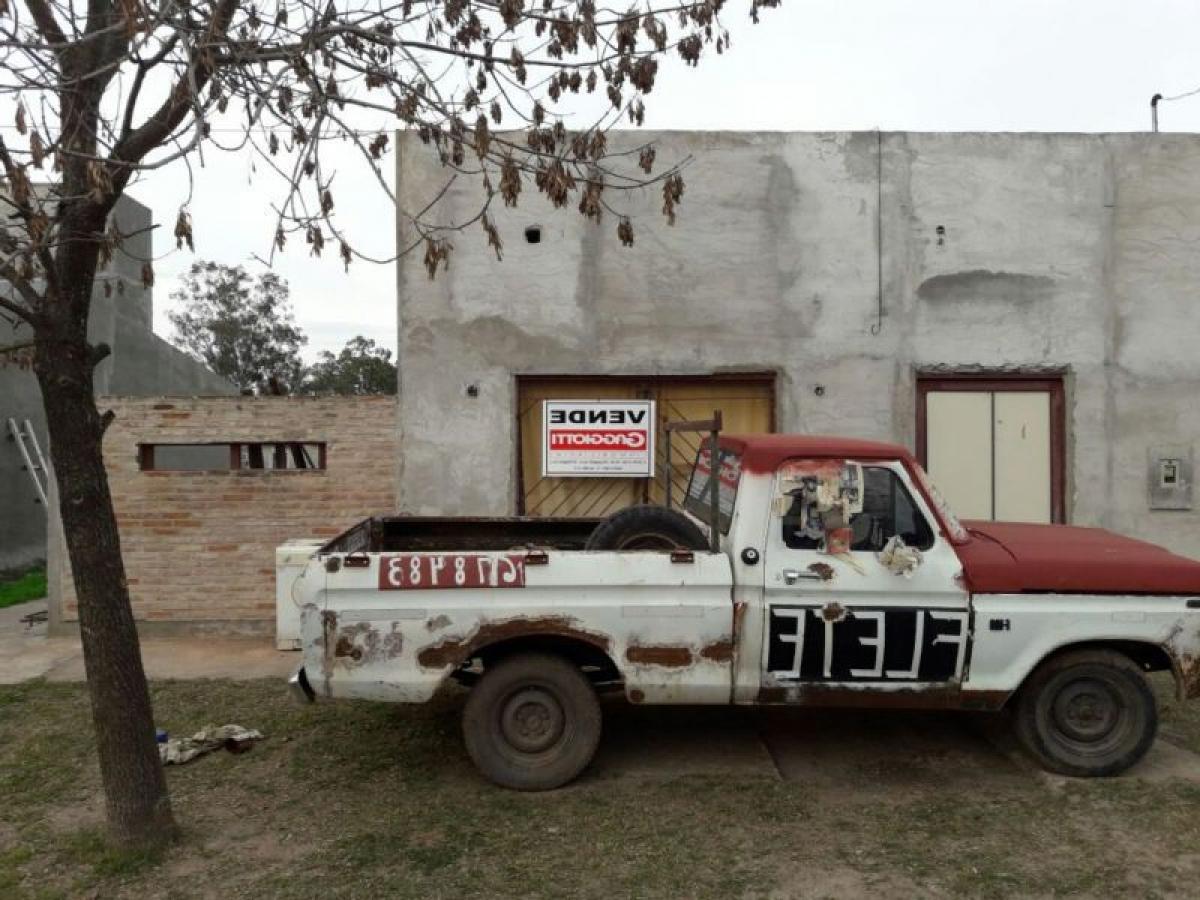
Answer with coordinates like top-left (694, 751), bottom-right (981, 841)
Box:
top-left (34, 329), bottom-right (178, 848)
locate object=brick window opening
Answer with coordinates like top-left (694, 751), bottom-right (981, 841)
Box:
top-left (138, 442), bottom-right (327, 472)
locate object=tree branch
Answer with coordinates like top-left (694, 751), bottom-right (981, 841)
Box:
top-left (0, 339), bottom-right (37, 355)
top-left (120, 32), bottom-right (182, 141)
top-left (0, 134), bottom-right (60, 304)
top-left (109, 0), bottom-right (240, 171)
top-left (24, 0), bottom-right (69, 48)
top-left (0, 292), bottom-right (41, 327)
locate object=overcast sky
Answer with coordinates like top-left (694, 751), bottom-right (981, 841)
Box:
top-left (137, 0), bottom-right (1200, 361)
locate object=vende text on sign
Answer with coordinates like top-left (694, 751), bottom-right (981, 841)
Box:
top-left (542, 400), bottom-right (656, 477)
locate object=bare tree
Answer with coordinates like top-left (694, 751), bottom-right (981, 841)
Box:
top-left (0, 0), bottom-right (778, 848)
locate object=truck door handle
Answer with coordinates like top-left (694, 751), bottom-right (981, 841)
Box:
top-left (781, 568), bottom-right (822, 585)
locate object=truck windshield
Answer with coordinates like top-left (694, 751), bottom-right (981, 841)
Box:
top-left (910, 461), bottom-right (970, 543)
top-left (684, 445), bottom-right (743, 534)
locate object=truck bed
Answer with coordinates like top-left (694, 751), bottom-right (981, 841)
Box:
top-left (320, 516), bottom-right (603, 554)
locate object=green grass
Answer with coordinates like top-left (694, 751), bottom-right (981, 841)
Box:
top-left (2, 678), bottom-right (1200, 898)
top-left (0, 567), bottom-right (46, 609)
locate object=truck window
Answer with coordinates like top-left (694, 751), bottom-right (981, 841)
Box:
top-left (780, 465), bottom-right (934, 552)
top-left (684, 445), bottom-right (742, 534)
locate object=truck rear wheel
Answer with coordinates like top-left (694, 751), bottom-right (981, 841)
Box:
top-left (462, 653), bottom-right (602, 790)
top-left (1014, 649), bottom-right (1157, 777)
top-left (585, 504), bottom-right (709, 551)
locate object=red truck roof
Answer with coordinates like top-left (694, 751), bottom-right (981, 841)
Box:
top-left (719, 434), bottom-right (916, 474)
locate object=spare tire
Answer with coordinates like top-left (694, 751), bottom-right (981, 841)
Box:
top-left (585, 504), bottom-right (710, 551)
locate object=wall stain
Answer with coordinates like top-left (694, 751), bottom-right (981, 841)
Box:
top-left (917, 270), bottom-right (1055, 304)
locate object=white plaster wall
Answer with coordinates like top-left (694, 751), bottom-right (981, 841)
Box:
top-left (396, 131), bottom-right (1200, 559)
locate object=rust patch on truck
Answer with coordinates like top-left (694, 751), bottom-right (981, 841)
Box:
top-left (334, 634), bottom-right (361, 661)
top-left (1182, 655), bottom-right (1200, 699)
top-left (1162, 624), bottom-right (1200, 700)
top-left (416, 616), bottom-right (613, 669)
top-left (807, 562), bottom-right (836, 582)
top-left (330, 620), bottom-right (404, 667)
top-left (625, 644), bottom-right (694, 667)
top-left (820, 602), bottom-right (847, 623)
top-left (319, 610), bottom-right (338, 674)
top-left (699, 640), bottom-right (734, 663)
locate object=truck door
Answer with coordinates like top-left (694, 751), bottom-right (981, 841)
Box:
top-left (759, 458), bottom-right (970, 703)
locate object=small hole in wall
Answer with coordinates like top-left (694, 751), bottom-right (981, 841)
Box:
top-left (813, 385), bottom-right (826, 397)
top-left (465, 384), bottom-right (479, 398)
top-left (936, 224), bottom-right (946, 247)
top-left (524, 225), bottom-right (542, 244)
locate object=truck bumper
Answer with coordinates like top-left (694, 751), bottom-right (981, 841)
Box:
top-left (288, 666), bottom-right (315, 704)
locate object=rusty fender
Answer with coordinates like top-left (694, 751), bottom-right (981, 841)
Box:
top-left (1164, 624), bottom-right (1200, 700)
top-left (415, 615), bottom-right (613, 670)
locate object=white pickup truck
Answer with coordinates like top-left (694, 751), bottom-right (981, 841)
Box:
top-left (289, 433), bottom-right (1200, 790)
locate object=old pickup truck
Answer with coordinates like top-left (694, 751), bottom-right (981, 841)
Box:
top-left (288, 433), bottom-right (1200, 790)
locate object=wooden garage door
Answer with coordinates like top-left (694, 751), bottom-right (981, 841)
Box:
top-left (517, 376), bottom-right (774, 517)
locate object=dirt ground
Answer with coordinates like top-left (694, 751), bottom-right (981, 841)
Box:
top-left (3, 675), bottom-right (1200, 899)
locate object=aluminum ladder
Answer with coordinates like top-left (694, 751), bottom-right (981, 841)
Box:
top-left (6, 418), bottom-right (48, 507)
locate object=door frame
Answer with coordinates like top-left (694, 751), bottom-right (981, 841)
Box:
top-left (915, 373), bottom-right (1067, 524)
top-left (513, 372), bottom-right (778, 515)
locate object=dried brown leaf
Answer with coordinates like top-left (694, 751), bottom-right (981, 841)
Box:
top-left (499, 155), bottom-right (521, 206)
top-left (423, 237), bottom-right (452, 277)
top-left (617, 217), bottom-right (634, 247)
top-left (174, 209), bottom-right (194, 251)
top-left (481, 214), bottom-right (503, 260)
top-left (661, 172), bottom-right (684, 225)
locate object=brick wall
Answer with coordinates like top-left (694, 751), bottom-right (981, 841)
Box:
top-left (49, 396), bottom-right (397, 631)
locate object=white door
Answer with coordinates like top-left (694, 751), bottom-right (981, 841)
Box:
top-left (925, 389), bottom-right (1053, 523)
top-left (759, 459), bottom-right (970, 699)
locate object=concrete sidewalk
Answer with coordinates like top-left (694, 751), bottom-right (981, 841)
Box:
top-left (0, 600), bottom-right (296, 684)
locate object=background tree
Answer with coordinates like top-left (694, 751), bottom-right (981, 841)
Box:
top-left (300, 335), bottom-right (397, 395)
top-left (169, 262), bottom-right (306, 393)
top-left (0, 0), bottom-right (778, 850)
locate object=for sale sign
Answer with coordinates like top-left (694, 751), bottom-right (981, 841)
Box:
top-left (542, 400), bottom-right (656, 477)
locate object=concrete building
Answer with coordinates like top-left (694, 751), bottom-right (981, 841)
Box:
top-left (1, 195), bottom-right (234, 575)
top-left (396, 131), bottom-right (1200, 560)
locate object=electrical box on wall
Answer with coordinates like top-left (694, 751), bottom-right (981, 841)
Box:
top-left (1148, 445), bottom-right (1193, 510)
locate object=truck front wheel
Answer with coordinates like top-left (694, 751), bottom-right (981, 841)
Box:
top-left (1014, 649), bottom-right (1157, 777)
top-left (462, 653), bottom-right (602, 790)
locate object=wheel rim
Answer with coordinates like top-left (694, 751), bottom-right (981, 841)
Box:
top-left (499, 687), bottom-right (565, 754)
top-left (1053, 679), bottom-right (1118, 741)
top-left (1046, 675), bottom-right (1130, 756)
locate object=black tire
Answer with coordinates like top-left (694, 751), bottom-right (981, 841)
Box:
top-left (462, 653), bottom-right (602, 790)
top-left (585, 504), bottom-right (709, 551)
top-left (1014, 649), bottom-right (1157, 777)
